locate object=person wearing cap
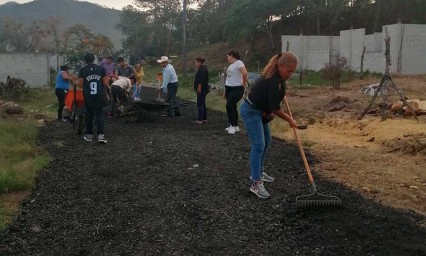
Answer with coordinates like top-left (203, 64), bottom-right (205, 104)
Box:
top-left (116, 57), bottom-right (135, 78)
top-left (78, 52), bottom-right (109, 144)
top-left (158, 56), bottom-right (181, 117)
top-left (55, 64), bottom-right (77, 121)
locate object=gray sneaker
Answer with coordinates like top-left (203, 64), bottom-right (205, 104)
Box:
top-left (250, 182), bottom-right (271, 199)
top-left (83, 134), bottom-right (93, 142)
top-left (97, 134), bottom-right (107, 144)
top-left (261, 172), bottom-right (275, 183)
top-left (249, 172), bottom-right (275, 183)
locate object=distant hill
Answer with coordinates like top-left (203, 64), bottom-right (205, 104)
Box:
top-left (0, 0), bottom-right (124, 50)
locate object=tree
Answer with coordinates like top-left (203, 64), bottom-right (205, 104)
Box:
top-left (0, 17), bottom-right (46, 52)
top-left (133, 0), bottom-right (182, 55)
top-left (62, 24), bottom-right (113, 71)
top-left (117, 5), bottom-right (151, 60)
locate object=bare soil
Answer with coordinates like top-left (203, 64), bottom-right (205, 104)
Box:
top-left (274, 75), bottom-right (426, 216)
top-left (0, 87), bottom-right (424, 255)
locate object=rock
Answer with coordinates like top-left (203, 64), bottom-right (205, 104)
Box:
top-left (4, 105), bottom-right (23, 114)
top-left (367, 137), bottom-right (375, 142)
top-left (328, 102), bottom-right (346, 112)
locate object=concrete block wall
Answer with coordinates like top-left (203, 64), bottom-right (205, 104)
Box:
top-left (340, 28), bottom-right (365, 71)
top-left (395, 24), bottom-right (426, 75)
top-left (305, 36), bottom-right (337, 70)
top-left (281, 35), bottom-right (338, 70)
top-left (281, 35), bottom-right (304, 69)
top-left (0, 53), bottom-right (50, 88)
top-left (282, 23), bottom-right (426, 75)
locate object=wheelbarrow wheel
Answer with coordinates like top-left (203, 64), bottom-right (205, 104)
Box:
top-left (123, 105), bottom-right (141, 123)
top-left (73, 114), bottom-right (85, 134)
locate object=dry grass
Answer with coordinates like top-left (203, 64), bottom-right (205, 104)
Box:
top-left (276, 75), bottom-right (426, 215)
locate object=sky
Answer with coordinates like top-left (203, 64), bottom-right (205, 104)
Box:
top-left (0, 0), bottom-right (136, 10)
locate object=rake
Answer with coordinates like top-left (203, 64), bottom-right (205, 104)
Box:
top-left (283, 96), bottom-right (342, 207)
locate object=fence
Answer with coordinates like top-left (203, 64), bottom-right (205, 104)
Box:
top-left (281, 23), bottom-right (426, 75)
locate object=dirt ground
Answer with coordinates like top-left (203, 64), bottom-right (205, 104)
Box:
top-left (0, 87), bottom-right (424, 255)
top-left (273, 75), bottom-right (426, 216)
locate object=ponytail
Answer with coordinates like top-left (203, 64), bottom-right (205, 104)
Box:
top-left (262, 51), bottom-right (298, 79)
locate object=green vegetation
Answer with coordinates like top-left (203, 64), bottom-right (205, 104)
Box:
top-left (0, 120), bottom-right (50, 193)
top-left (0, 89), bottom-right (54, 229)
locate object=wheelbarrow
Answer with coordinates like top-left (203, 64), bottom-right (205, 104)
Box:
top-left (120, 100), bottom-right (190, 123)
top-left (65, 82), bottom-right (86, 134)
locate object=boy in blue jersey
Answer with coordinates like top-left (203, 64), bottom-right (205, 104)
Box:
top-left (78, 52), bottom-right (109, 144)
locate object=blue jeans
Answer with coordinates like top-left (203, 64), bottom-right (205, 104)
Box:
top-left (132, 84), bottom-right (140, 98)
top-left (240, 100), bottom-right (271, 182)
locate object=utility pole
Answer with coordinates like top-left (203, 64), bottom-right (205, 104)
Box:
top-left (182, 0), bottom-right (187, 77)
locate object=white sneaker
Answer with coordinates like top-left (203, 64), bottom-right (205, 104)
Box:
top-left (250, 172), bottom-right (275, 183)
top-left (83, 134), bottom-right (93, 142)
top-left (250, 181), bottom-right (271, 199)
top-left (97, 134), bottom-right (107, 144)
top-left (225, 125), bottom-right (239, 132)
top-left (228, 126), bottom-right (236, 135)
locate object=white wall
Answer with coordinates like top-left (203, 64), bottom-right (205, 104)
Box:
top-left (281, 35), bottom-right (339, 71)
top-left (0, 53), bottom-right (50, 88)
top-left (281, 23), bottom-right (426, 75)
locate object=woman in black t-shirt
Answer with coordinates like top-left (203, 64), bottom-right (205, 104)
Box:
top-left (240, 51), bottom-right (298, 199)
top-left (193, 57), bottom-right (209, 124)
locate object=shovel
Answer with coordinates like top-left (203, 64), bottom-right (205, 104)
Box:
top-left (156, 72), bottom-right (165, 103)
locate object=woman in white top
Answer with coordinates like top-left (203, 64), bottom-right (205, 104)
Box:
top-left (224, 50), bottom-right (248, 135)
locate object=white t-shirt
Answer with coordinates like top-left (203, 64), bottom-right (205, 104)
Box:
top-left (225, 60), bottom-right (245, 87)
top-left (112, 76), bottom-right (132, 92)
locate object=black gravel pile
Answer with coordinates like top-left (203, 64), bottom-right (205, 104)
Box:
top-left (0, 88), bottom-right (424, 256)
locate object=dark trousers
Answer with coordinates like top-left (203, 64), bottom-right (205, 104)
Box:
top-left (166, 83), bottom-right (181, 116)
top-left (225, 86), bottom-right (244, 126)
top-left (197, 91), bottom-right (208, 121)
top-left (55, 88), bottom-right (67, 119)
top-left (85, 106), bottom-right (104, 135)
top-left (111, 85), bottom-right (127, 116)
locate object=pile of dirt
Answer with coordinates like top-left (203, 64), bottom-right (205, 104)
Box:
top-left (323, 96), bottom-right (365, 113)
top-left (0, 88), bottom-right (424, 255)
top-left (382, 133), bottom-right (426, 155)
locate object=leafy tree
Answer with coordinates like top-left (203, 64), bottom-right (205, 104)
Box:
top-left (62, 24), bottom-right (114, 71)
top-left (133, 0), bottom-right (182, 56)
top-left (116, 5), bottom-right (151, 61)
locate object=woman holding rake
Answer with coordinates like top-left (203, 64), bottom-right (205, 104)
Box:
top-left (240, 51), bottom-right (298, 199)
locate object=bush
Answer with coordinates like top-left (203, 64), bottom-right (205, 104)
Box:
top-left (321, 57), bottom-right (348, 89)
top-left (0, 76), bottom-right (29, 100)
top-left (145, 56), bottom-right (158, 66)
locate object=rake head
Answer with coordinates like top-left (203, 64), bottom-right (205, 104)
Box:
top-left (296, 192), bottom-right (342, 208)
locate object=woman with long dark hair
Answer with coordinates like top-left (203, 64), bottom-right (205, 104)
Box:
top-left (240, 51), bottom-right (298, 199)
top-left (224, 50), bottom-right (248, 134)
top-left (193, 57), bottom-right (209, 124)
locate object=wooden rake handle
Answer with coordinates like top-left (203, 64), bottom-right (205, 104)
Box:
top-left (283, 96), bottom-right (317, 192)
